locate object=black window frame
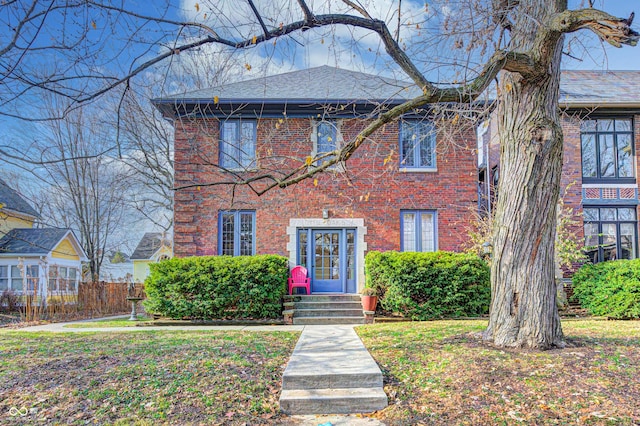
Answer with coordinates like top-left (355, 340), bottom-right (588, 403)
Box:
top-left (583, 206), bottom-right (638, 263)
top-left (580, 117), bottom-right (635, 183)
top-left (218, 210), bottom-right (256, 256)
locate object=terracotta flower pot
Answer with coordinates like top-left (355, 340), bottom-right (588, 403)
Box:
top-left (361, 295), bottom-right (378, 312)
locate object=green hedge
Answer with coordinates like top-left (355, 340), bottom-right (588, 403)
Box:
top-left (143, 255), bottom-right (289, 319)
top-left (365, 250), bottom-right (490, 320)
top-left (572, 260), bottom-right (640, 319)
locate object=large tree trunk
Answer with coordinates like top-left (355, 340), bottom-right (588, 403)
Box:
top-left (484, 0), bottom-right (566, 349)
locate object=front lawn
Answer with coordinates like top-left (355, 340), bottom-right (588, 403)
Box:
top-left (0, 330), bottom-right (299, 425)
top-left (358, 320), bottom-right (640, 425)
top-left (63, 316), bottom-right (152, 328)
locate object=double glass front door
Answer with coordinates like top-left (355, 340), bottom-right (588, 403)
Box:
top-left (297, 228), bottom-right (356, 293)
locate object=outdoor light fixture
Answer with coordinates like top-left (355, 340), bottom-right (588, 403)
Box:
top-left (322, 208), bottom-right (329, 219)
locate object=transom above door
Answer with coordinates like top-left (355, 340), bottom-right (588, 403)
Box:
top-left (297, 228), bottom-right (356, 293)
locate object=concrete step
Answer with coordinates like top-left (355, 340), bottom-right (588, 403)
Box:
top-left (293, 316), bottom-right (365, 325)
top-left (284, 294), bottom-right (361, 303)
top-left (294, 301), bottom-right (363, 310)
top-left (283, 370), bottom-right (382, 390)
top-left (294, 308), bottom-right (364, 318)
top-left (279, 387), bottom-right (388, 415)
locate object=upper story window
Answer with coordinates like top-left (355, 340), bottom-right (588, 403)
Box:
top-left (581, 118), bottom-right (634, 182)
top-left (220, 120), bottom-right (257, 170)
top-left (399, 121), bottom-right (436, 171)
top-left (312, 120), bottom-right (340, 165)
top-left (401, 210), bottom-right (437, 252)
top-left (219, 210), bottom-right (255, 256)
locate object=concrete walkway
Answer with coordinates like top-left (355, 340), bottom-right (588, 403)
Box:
top-left (13, 317), bottom-right (388, 424)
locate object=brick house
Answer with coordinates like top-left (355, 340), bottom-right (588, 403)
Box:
top-left (481, 70), bottom-right (640, 270)
top-left (155, 66), bottom-right (478, 293)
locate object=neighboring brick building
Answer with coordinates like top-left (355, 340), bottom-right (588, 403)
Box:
top-left (155, 66), bottom-right (479, 293)
top-left (481, 70), bottom-right (640, 271)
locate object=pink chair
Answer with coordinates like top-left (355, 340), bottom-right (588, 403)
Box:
top-left (288, 265), bottom-right (311, 295)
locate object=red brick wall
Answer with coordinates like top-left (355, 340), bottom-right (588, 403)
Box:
top-left (172, 116), bottom-right (478, 258)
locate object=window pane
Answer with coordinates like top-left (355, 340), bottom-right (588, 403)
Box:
top-left (583, 223), bottom-right (599, 263)
top-left (617, 134), bottom-right (633, 177)
top-left (317, 122), bottom-right (337, 154)
top-left (0, 266), bottom-right (7, 291)
top-left (421, 213), bottom-right (435, 252)
top-left (419, 133), bottom-right (435, 167)
top-left (240, 122), bottom-right (256, 168)
top-left (11, 266), bottom-right (23, 291)
top-left (599, 134), bottom-right (615, 177)
top-left (618, 208), bottom-right (636, 221)
top-left (220, 122), bottom-right (238, 168)
top-left (597, 119), bottom-right (614, 132)
top-left (600, 208), bottom-right (616, 221)
top-left (583, 208), bottom-right (599, 221)
top-left (239, 212), bottom-right (254, 256)
top-left (615, 119), bottom-right (632, 132)
top-left (221, 213), bottom-right (235, 255)
top-left (580, 120), bottom-right (596, 132)
top-left (581, 134), bottom-right (597, 178)
top-left (620, 223), bottom-right (637, 260)
top-left (400, 123), bottom-right (417, 167)
top-left (601, 223), bottom-right (617, 261)
top-left (402, 213), bottom-right (416, 251)
top-left (59, 267), bottom-right (68, 291)
top-left (68, 268), bottom-right (78, 292)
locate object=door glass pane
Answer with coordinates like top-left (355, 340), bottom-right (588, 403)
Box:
top-left (346, 230), bottom-right (355, 280)
top-left (583, 223), bottom-right (599, 263)
top-left (599, 134), bottom-right (615, 177)
top-left (11, 266), bottom-right (23, 292)
top-left (403, 213), bottom-right (416, 251)
top-left (601, 223), bottom-right (617, 261)
top-left (620, 223), bottom-right (637, 260)
top-left (600, 208), bottom-right (617, 221)
top-left (331, 232), bottom-right (339, 279)
top-left (298, 230), bottom-right (308, 267)
top-left (315, 233), bottom-right (325, 280)
top-left (617, 134), bottom-right (633, 177)
top-left (239, 212), bottom-right (253, 256)
top-left (421, 213), bottom-right (435, 252)
top-left (581, 134), bottom-right (596, 178)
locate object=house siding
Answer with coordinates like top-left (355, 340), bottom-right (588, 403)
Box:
top-left (173, 116), bottom-right (478, 262)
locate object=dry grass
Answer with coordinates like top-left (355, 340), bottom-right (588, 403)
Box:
top-left (357, 319), bottom-right (640, 425)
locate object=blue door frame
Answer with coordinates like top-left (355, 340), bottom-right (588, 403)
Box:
top-left (297, 228), bottom-right (356, 293)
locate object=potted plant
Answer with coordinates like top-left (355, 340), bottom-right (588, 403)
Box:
top-left (360, 287), bottom-right (378, 312)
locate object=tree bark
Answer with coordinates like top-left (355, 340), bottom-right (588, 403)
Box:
top-left (483, 0), bottom-right (567, 349)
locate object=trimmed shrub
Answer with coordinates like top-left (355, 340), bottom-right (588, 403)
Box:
top-left (143, 255), bottom-right (289, 319)
top-left (365, 250), bottom-right (490, 320)
top-left (572, 260), bottom-right (640, 319)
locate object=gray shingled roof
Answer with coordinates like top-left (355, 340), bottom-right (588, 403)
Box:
top-left (0, 228), bottom-right (70, 255)
top-left (560, 70), bottom-right (640, 106)
top-left (0, 178), bottom-right (39, 218)
top-left (130, 232), bottom-right (170, 260)
top-left (160, 65), bottom-right (422, 103)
